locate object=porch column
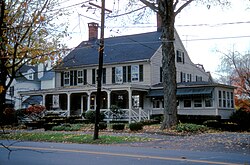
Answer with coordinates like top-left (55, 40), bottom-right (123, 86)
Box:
top-left (87, 92), bottom-right (91, 111)
top-left (67, 93), bottom-right (71, 117)
top-left (107, 91), bottom-right (111, 109)
top-left (128, 88), bottom-right (132, 123)
top-left (42, 94), bottom-right (46, 107)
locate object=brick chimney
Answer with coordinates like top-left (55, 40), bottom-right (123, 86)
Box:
top-left (88, 22), bottom-right (98, 41)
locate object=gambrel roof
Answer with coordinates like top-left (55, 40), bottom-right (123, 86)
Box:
top-left (60, 31), bottom-right (162, 68)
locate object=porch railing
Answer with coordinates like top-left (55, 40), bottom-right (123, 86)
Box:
top-left (101, 108), bottom-right (150, 123)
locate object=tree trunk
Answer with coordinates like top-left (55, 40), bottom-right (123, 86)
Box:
top-left (159, 0), bottom-right (178, 129)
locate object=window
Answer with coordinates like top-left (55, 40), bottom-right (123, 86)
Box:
top-left (26, 69), bottom-right (34, 80)
top-left (132, 95), bottom-right (140, 108)
top-left (176, 50), bottom-right (184, 63)
top-left (112, 65), bottom-right (143, 83)
top-left (223, 91), bottom-right (226, 107)
top-left (194, 99), bottom-right (202, 107)
top-left (180, 72), bottom-right (186, 82)
top-left (227, 92), bottom-right (230, 108)
top-left (115, 67), bottom-right (123, 83)
top-left (230, 92), bottom-right (234, 108)
top-left (205, 97), bottom-right (213, 107)
top-left (64, 71), bottom-right (70, 86)
top-left (187, 74), bottom-right (192, 82)
top-left (196, 76), bottom-right (202, 82)
top-left (184, 99), bottom-right (191, 108)
top-left (218, 91), bottom-right (222, 107)
top-left (77, 70), bottom-right (83, 84)
top-left (131, 65), bottom-right (139, 82)
top-left (153, 100), bottom-right (160, 108)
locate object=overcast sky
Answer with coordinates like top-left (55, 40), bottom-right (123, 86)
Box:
top-left (60, 0), bottom-right (250, 78)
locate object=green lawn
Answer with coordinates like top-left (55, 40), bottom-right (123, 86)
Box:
top-left (0, 132), bottom-right (152, 144)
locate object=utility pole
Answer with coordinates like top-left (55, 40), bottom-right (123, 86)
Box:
top-left (0, 0), bottom-right (6, 123)
top-left (93, 0), bottom-right (106, 140)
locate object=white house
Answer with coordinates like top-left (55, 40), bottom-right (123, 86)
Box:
top-left (18, 19), bottom-right (235, 122)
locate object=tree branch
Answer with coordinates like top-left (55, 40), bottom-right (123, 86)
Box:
top-left (174, 0), bottom-right (194, 16)
top-left (139, 0), bottom-right (158, 12)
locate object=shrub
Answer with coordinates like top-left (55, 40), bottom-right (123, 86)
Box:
top-left (99, 122), bottom-right (107, 130)
top-left (112, 123), bottom-right (125, 130)
top-left (129, 122), bottom-right (143, 131)
top-left (150, 114), bottom-right (163, 123)
top-left (85, 110), bottom-right (105, 123)
top-left (3, 107), bottom-right (17, 125)
top-left (110, 105), bottom-right (124, 120)
top-left (175, 123), bottom-right (208, 133)
top-left (141, 119), bottom-right (159, 125)
top-left (230, 108), bottom-right (250, 130)
top-left (203, 120), bottom-right (221, 129)
top-left (26, 105), bottom-right (46, 114)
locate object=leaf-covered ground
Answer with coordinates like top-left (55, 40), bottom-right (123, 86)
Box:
top-left (1, 124), bottom-right (250, 155)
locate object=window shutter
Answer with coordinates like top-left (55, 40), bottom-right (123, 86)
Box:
top-left (180, 72), bottom-right (183, 82)
top-left (139, 65), bottom-right (143, 82)
top-left (92, 69), bottom-right (96, 84)
top-left (112, 67), bottom-right (115, 83)
top-left (128, 66), bottom-right (131, 82)
top-left (160, 67), bottom-right (163, 82)
top-left (182, 52), bottom-right (185, 64)
top-left (102, 68), bottom-right (106, 84)
top-left (70, 71), bottom-right (73, 86)
top-left (84, 69), bottom-right (87, 85)
top-left (61, 72), bottom-right (64, 86)
top-left (74, 70), bottom-right (77, 86)
top-left (123, 66), bottom-right (127, 82)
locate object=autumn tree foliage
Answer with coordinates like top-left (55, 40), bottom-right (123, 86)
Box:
top-left (0, 0), bottom-right (69, 124)
top-left (218, 51), bottom-right (250, 111)
top-left (132, 0), bottom-right (230, 129)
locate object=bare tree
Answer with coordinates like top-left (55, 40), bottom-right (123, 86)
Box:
top-left (127, 0), bottom-right (231, 129)
top-left (217, 50), bottom-right (250, 99)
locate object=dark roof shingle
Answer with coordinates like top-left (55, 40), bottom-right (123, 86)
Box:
top-left (61, 31), bottom-right (162, 68)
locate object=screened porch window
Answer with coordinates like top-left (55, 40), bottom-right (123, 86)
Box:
top-left (184, 99), bottom-right (191, 108)
top-left (194, 99), bottom-right (202, 107)
top-left (205, 97), bottom-right (213, 107)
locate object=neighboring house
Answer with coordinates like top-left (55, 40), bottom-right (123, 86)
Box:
top-left (19, 20), bottom-right (235, 121)
top-left (7, 62), bottom-right (54, 109)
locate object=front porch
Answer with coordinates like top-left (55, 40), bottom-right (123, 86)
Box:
top-left (19, 84), bottom-right (151, 123)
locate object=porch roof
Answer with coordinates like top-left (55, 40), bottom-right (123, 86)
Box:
top-left (147, 87), bottom-right (214, 97)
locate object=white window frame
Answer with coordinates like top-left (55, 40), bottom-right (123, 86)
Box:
top-left (131, 65), bottom-right (139, 82)
top-left (77, 70), bottom-right (83, 85)
top-left (64, 71), bottom-right (70, 86)
top-left (194, 99), bottom-right (202, 108)
top-left (205, 97), bottom-right (213, 107)
top-left (26, 69), bottom-right (34, 80)
top-left (183, 99), bottom-right (192, 108)
top-left (115, 66), bottom-right (123, 83)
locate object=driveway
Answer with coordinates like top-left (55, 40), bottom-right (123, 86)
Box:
top-left (110, 131), bottom-right (250, 155)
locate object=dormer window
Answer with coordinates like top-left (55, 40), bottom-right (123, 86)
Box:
top-left (176, 50), bottom-right (184, 64)
top-left (26, 69), bottom-right (35, 80)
